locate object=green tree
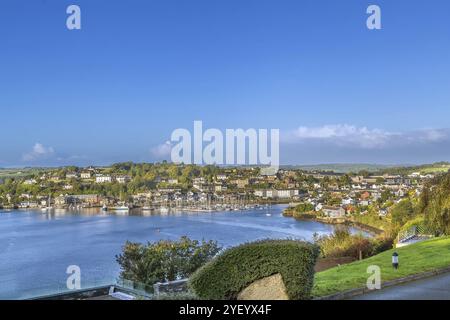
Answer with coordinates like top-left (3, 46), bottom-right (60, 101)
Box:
top-left (116, 236), bottom-right (221, 285)
top-left (294, 202), bottom-right (315, 213)
top-left (390, 199), bottom-right (416, 230)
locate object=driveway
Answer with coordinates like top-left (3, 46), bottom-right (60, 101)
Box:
top-left (351, 272), bottom-right (450, 300)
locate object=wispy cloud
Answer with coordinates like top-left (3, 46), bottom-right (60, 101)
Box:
top-left (22, 143), bottom-right (55, 162)
top-left (284, 125), bottom-right (450, 149)
top-left (150, 141), bottom-right (172, 159)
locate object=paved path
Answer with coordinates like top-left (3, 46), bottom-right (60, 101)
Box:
top-left (352, 272), bottom-right (450, 300)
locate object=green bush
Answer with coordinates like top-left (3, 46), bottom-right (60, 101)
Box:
top-left (116, 236), bottom-right (221, 286)
top-left (293, 212), bottom-right (317, 220)
top-left (188, 239), bottom-right (320, 300)
top-left (314, 227), bottom-right (393, 259)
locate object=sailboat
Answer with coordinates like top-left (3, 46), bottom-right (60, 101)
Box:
top-left (41, 195), bottom-right (53, 212)
top-left (265, 203), bottom-right (272, 216)
top-left (142, 200), bottom-right (153, 211)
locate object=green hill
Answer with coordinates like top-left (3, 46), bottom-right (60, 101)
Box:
top-left (313, 236), bottom-right (450, 297)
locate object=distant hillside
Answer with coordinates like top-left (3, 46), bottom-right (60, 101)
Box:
top-left (281, 162), bottom-right (450, 175)
top-left (281, 164), bottom-right (396, 173)
top-left (0, 168), bottom-right (51, 179)
top-left (375, 162), bottom-right (450, 175)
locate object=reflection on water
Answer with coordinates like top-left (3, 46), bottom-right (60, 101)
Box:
top-left (0, 205), bottom-right (354, 299)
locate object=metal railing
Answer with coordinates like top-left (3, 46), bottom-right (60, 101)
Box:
top-left (398, 224), bottom-right (433, 243)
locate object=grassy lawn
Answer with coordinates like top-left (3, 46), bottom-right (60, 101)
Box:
top-left (312, 236), bottom-right (450, 297)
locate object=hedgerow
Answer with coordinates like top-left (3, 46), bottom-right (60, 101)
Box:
top-left (188, 239), bottom-right (320, 300)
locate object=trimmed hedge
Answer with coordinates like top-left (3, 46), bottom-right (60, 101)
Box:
top-left (188, 239), bottom-right (320, 300)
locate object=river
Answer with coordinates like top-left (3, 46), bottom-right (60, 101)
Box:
top-left (0, 205), bottom-right (357, 299)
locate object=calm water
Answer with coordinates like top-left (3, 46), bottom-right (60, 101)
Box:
top-left (0, 205), bottom-right (347, 299)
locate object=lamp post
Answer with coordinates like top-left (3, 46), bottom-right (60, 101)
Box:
top-left (392, 252), bottom-right (399, 269)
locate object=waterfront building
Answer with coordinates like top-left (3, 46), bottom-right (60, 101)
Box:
top-left (322, 206), bottom-right (346, 218)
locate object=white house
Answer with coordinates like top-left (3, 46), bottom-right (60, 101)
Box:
top-left (116, 175), bottom-right (131, 184)
top-left (322, 206), bottom-right (346, 218)
top-left (81, 172), bottom-right (91, 179)
top-left (216, 174), bottom-right (228, 181)
top-left (96, 175), bottom-right (112, 183)
top-left (66, 173), bottom-right (78, 179)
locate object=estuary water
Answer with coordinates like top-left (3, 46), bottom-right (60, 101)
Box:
top-left (0, 205), bottom-right (350, 299)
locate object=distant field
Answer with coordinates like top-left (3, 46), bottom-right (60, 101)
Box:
top-left (0, 168), bottom-right (49, 179)
top-left (281, 162), bottom-right (450, 174)
top-left (419, 165), bottom-right (450, 174)
top-left (281, 164), bottom-right (395, 173)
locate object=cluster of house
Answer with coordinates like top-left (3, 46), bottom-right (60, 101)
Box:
top-left (22, 169), bottom-right (132, 189)
top-left (1, 165), bottom-right (435, 211)
top-left (297, 175), bottom-right (422, 218)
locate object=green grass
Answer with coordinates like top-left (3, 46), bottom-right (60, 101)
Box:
top-left (0, 168), bottom-right (50, 179)
top-left (312, 236), bottom-right (450, 297)
top-left (420, 166), bottom-right (450, 174)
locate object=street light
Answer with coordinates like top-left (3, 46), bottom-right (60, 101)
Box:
top-left (392, 252), bottom-right (399, 269)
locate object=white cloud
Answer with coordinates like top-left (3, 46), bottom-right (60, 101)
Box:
top-left (150, 141), bottom-right (173, 159)
top-left (284, 125), bottom-right (450, 149)
top-left (22, 143), bottom-right (55, 162)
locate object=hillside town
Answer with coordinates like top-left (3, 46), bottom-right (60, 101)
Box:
top-left (0, 163), bottom-right (439, 217)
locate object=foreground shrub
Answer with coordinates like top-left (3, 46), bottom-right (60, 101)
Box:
top-left (116, 236), bottom-right (221, 286)
top-left (314, 227), bottom-right (393, 259)
top-left (188, 239), bottom-right (320, 300)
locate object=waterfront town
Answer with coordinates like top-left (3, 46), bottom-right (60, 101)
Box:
top-left (0, 162), bottom-right (441, 218)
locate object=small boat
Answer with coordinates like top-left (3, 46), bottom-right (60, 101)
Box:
top-left (102, 204), bottom-right (108, 211)
top-left (159, 207), bottom-right (169, 213)
top-left (265, 213), bottom-right (272, 217)
top-left (110, 203), bottom-right (130, 212)
top-left (112, 206), bottom-right (129, 211)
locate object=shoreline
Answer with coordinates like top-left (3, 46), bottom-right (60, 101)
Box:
top-left (2, 201), bottom-right (290, 212)
top-left (1, 203), bottom-right (288, 215)
top-left (283, 209), bottom-right (384, 236)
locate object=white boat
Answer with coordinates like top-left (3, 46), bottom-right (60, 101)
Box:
top-left (159, 207), bottom-right (169, 213)
top-left (110, 205), bottom-right (130, 212)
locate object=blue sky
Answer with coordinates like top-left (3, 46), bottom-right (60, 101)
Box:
top-left (1, 0), bottom-right (450, 167)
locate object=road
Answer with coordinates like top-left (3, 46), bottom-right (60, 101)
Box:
top-left (351, 272), bottom-right (450, 300)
